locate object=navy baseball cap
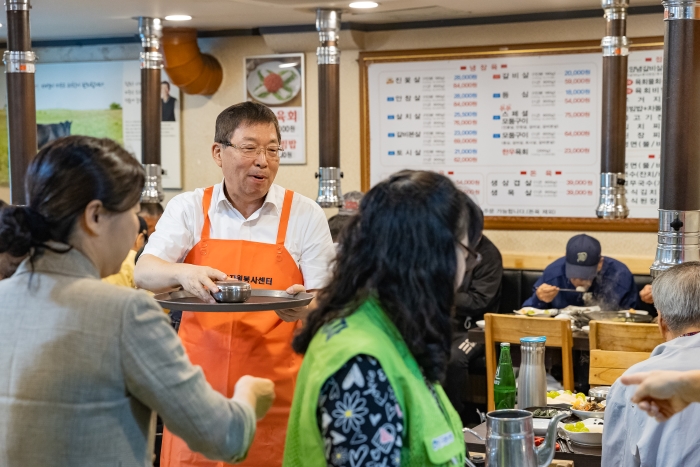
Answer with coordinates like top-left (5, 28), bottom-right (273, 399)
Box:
top-left (565, 234), bottom-right (601, 281)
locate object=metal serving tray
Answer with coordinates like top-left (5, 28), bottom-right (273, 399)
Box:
top-left (154, 289), bottom-right (314, 312)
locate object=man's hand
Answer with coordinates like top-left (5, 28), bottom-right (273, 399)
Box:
top-left (174, 263), bottom-right (228, 303)
top-left (274, 284), bottom-right (314, 322)
top-left (640, 284), bottom-right (654, 304)
top-left (232, 375), bottom-right (276, 420)
top-left (621, 370), bottom-right (700, 422)
top-left (535, 283), bottom-right (559, 303)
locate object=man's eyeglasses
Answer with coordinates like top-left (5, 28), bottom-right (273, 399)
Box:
top-left (458, 241), bottom-right (482, 274)
top-left (218, 141), bottom-right (281, 160)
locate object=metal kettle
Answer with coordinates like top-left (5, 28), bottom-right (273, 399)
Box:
top-left (465, 409), bottom-right (567, 467)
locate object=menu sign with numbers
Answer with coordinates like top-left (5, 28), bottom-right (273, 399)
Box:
top-left (367, 48), bottom-right (663, 218)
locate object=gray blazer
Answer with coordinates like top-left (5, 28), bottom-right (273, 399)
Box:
top-left (0, 248), bottom-right (256, 467)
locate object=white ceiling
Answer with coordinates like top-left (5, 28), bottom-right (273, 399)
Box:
top-left (17, 0), bottom-right (660, 41)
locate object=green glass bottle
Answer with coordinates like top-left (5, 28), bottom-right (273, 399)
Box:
top-left (493, 342), bottom-right (516, 410)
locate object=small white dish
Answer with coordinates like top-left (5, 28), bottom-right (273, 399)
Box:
top-left (571, 407), bottom-right (605, 420)
top-left (533, 418), bottom-right (550, 436)
top-left (561, 418), bottom-right (604, 446)
top-left (514, 307), bottom-right (559, 318)
top-left (581, 325), bottom-right (590, 334)
top-left (476, 320), bottom-right (486, 329)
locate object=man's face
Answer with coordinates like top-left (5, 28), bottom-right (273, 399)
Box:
top-left (161, 83), bottom-right (169, 100)
top-left (212, 123), bottom-right (280, 203)
top-left (570, 278), bottom-right (593, 290)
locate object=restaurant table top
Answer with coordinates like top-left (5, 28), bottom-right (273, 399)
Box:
top-left (467, 327), bottom-right (591, 351)
top-left (464, 421), bottom-right (602, 467)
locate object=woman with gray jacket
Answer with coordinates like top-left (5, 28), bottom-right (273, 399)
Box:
top-left (0, 136), bottom-right (274, 466)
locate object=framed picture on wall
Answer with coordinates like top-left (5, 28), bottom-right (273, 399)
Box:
top-left (244, 53), bottom-right (306, 165)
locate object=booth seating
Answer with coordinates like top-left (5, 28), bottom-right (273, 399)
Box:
top-left (589, 321), bottom-right (664, 386)
top-left (496, 269), bottom-right (657, 316)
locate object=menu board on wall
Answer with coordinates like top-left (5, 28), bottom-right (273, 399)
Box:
top-left (362, 40), bottom-right (663, 223)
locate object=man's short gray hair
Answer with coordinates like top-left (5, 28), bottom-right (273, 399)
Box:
top-left (653, 262), bottom-right (700, 334)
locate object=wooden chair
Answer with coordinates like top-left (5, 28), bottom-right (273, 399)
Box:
top-left (484, 313), bottom-right (574, 411)
top-left (588, 321), bottom-right (664, 386)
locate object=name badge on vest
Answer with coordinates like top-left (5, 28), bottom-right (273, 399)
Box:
top-left (431, 431), bottom-right (455, 451)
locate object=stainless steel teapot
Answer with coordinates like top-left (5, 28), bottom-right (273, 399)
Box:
top-left (465, 409), bottom-right (568, 467)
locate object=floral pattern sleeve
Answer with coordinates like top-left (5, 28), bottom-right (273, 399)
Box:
top-left (316, 354), bottom-right (404, 467)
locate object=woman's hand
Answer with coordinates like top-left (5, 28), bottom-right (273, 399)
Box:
top-left (232, 375), bottom-right (276, 420)
top-left (274, 284), bottom-right (313, 322)
top-left (174, 263), bottom-right (227, 303)
top-left (535, 283), bottom-right (559, 303)
top-left (621, 370), bottom-right (700, 422)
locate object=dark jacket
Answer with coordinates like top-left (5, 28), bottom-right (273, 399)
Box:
top-left (453, 235), bottom-right (503, 331)
top-left (522, 256), bottom-right (638, 311)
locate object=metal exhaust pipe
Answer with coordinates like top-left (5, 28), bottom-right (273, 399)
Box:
top-left (4, 0), bottom-right (37, 205)
top-left (596, 0), bottom-right (630, 219)
top-left (138, 17), bottom-right (164, 203)
top-left (315, 8), bottom-right (343, 208)
top-left (650, 1), bottom-right (700, 277)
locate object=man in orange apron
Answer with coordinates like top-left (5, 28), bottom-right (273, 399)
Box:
top-left (135, 102), bottom-right (335, 466)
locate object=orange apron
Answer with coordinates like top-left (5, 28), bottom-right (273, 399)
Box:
top-left (161, 186), bottom-right (304, 467)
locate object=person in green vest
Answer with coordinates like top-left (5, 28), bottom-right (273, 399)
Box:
top-left (284, 170), bottom-right (481, 467)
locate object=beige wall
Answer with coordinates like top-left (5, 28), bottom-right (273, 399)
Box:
top-left (180, 14), bottom-right (662, 273)
top-left (2, 13), bottom-right (664, 273)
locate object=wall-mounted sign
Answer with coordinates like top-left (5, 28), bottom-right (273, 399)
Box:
top-left (244, 53), bottom-right (306, 165)
top-left (0, 60), bottom-right (182, 189)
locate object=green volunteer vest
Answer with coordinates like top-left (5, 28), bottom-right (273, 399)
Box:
top-left (283, 297), bottom-right (465, 467)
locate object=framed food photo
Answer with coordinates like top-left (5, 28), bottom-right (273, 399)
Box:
top-left (244, 53), bottom-right (306, 165)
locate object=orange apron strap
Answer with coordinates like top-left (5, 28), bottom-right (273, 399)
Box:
top-left (276, 190), bottom-right (295, 245)
top-left (200, 186), bottom-right (215, 241)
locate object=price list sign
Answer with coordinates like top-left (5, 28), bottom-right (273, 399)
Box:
top-left (366, 48), bottom-right (664, 218)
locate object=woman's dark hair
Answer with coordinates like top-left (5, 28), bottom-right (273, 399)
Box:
top-left (293, 170), bottom-right (469, 382)
top-left (0, 135), bottom-right (145, 260)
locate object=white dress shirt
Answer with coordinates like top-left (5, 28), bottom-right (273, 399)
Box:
top-left (143, 181), bottom-right (335, 290)
top-left (602, 332), bottom-right (700, 467)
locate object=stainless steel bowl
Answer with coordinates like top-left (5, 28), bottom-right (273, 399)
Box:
top-left (211, 281), bottom-right (251, 303)
top-left (589, 386), bottom-right (611, 401)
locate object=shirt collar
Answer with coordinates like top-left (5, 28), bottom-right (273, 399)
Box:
top-left (215, 179), bottom-right (283, 216)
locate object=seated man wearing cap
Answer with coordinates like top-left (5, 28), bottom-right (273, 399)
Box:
top-left (522, 234), bottom-right (638, 311)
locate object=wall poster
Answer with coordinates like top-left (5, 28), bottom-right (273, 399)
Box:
top-left (360, 38), bottom-right (664, 231)
top-left (244, 53), bottom-right (306, 165)
top-left (0, 60), bottom-right (182, 189)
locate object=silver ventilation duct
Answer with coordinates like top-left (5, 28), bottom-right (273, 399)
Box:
top-left (315, 9), bottom-right (343, 208)
top-left (596, 0), bottom-right (630, 219)
top-left (650, 1), bottom-right (700, 277)
top-left (138, 16), bottom-right (164, 203)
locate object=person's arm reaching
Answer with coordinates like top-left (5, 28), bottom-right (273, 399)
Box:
top-left (120, 292), bottom-right (275, 462)
top-left (620, 370), bottom-right (700, 422)
top-left (135, 254), bottom-right (227, 303)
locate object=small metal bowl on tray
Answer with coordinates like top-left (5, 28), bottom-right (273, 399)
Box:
top-left (211, 280), bottom-right (251, 303)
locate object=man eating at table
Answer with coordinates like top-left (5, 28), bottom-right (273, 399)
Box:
top-left (134, 101), bottom-right (335, 467)
top-left (522, 234), bottom-right (638, 311)
top-left (602, 261), bottom-right (700, 467)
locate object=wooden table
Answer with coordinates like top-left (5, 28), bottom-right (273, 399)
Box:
top-left (464, 422), bottom-right (602, 467)
top-left (468, 327), bottom-right (590, 350)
